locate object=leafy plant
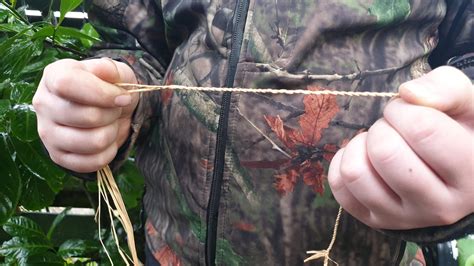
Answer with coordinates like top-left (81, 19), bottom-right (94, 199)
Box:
top-left (458, 237), bottom-right (474, 266)
top-left (0, 208), bottom-right (101, 265)
top-left (0, 0), bottom-right (144, 264)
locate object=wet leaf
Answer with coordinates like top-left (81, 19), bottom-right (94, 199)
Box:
top-left (457, 238), bottom-right (474, 266)
top-left (31, 25), bottom-right (55, 40)
top-left (58, 239), bottom-right (99, 259)
top-left (116, 159), bottom-right (145, 209)
top-left (0, 134), bottom-right (22, 225)
top-left (3, 216), bottom-right (45, 239)
top-left (19, 164), bottom-right (56, 211)
top-left (0, 99), bottom-right (11, 133)
top-left (10, 137), bottom-right (65, 193)
top-left (9, 82), bottom-right (35, 104)
top-left (0, 34), bottom-right (43, 81)
top-left (58, 0), bottom-right (83, 26)
top-left (10, 104), bottom-right (37, 142)
top-left (79, 23), bottom-right (100, 48)
top-left (0, 23), bottom-right (29, 33)
top-left (56, 26), bottom-right (101, 43)
top-left (19, 251), bottom-right (64, 265)
top-left (0, 236), bottom-right (52, 259)
top-left (47, 207), bottom-right (71, 240)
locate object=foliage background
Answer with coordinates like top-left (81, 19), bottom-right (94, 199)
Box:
top-left (0, 0), bottom-right (145, 264)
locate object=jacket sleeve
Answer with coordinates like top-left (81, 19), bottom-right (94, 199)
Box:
top-left (70, 0), bottom-right (171, 180)
top-left (386, 0), bottom-right (474, 245)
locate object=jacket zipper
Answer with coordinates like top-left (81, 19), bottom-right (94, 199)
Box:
top-left (205, 0), bottom-right (249, 265)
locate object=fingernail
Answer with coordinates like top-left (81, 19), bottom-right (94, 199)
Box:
top-left (115, 94), bottom-right (132, 107)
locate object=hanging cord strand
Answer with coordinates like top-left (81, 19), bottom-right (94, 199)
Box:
top-left (304, 206), bottom-right (343, 265)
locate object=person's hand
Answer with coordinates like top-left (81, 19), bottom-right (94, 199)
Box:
top-left (328, 66), bottom-right (474, 229)
top-left (33, 58), bottom-right (139, 173)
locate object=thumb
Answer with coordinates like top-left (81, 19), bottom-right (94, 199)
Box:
top-left (399, 66), bottom-right (473, 119)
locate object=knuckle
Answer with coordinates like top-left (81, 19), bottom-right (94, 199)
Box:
top-left (339, 160), bottom-right (362, 184)
top-left (432, 207), bottom-right (458, 225)
top-left (97, 148), bottom-right (116, 168)
top-left (419, 195), bottom-right (458, 226)
top-left (368, 141), bottom-right (399, 165)
top-left (408, 110), bottom-right (439, 144)
top-left (84, 108), bottom-right (103, 126)
top-left (49, 74), bottom-right (71, 96)
top-left (32, 94), bottom-right (43, 111)
top-left (42, 63), bottom-right (55, 76)
top-left (37, 125), bottom-right (50, 143)
top-left (327, 172), bottom-right (341, 190)
top-left (365, 215), bottom-right (381, 228)
top-left (90, 131), bottom-right (110, 151)
top-left (49, 151), bottom-right (64, 167)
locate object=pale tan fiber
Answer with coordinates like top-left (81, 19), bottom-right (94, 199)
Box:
top-left (97, 84), bottom-right (398, 265)
top-left (96, 166), bottom-right (142, 265)
top-left (116, 83), bottom-right (399, 98)
top-left (304, 206), bottom-right (343, 265)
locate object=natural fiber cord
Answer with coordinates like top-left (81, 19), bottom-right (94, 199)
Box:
top-left (97, 166), bottom-right (142, 265)
top-left (117, 83), bottom-right (399, 98)
top-left (96, 84), bottom-right (398, 265)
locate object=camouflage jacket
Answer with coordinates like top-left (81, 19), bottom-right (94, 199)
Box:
top-left (85, 0), bottom-right (474, 265)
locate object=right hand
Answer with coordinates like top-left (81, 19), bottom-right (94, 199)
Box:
top-left (33, 58), bottom-right (139, 173)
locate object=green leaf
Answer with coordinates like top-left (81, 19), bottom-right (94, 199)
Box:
top-left (9, 82), bottom-right (35, 104)
top-left (18, 251), bottom-right (64, 266)
top-left (56, 26), bottom-right (101, 43)
top-left (0, 134), bottom-right (22, 225)
top-left (58, 0), bottom-right (83, 26)
top-left (18, 49), bottom-right (60, 83)
top-left (116, 160), bottom-right (145, 209)
top-left (47, 207), bottom-right (71, 240)
top-left (10, 104), bottom-right (37, 142)
top-left (58, 239), bottom-right (100, 259)
top-left (0, 100), bottom-right (11, 133)
top-left (0, 23), bottom-right (29, 33)
top-left (0, 9), bottom-right (9, 22)
top-left (458, 238), bottom-right (474, 266)
top-left (3, 216), bottom-right (45, 239)
top-left (19, 164), bottom-right (56, 211)
top-left (0, 100), bottom-right (11, 114)
top-left (0, 35), bottom-right (43, 81)
top-left (0, 236), bottom-right (52, 259)
top-left (30, 25), bottom-right (55, 41)
top-left (10, 138), bottom-right (65, 193)
top-left (79, 23), bottom-right (100, 48)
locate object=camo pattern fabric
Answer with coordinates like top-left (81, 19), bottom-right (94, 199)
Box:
top-left (85, 0), bottom-right (473, 265)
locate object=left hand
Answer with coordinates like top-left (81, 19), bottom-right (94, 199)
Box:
top-left (328, 66), bottom-right (474, 229)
